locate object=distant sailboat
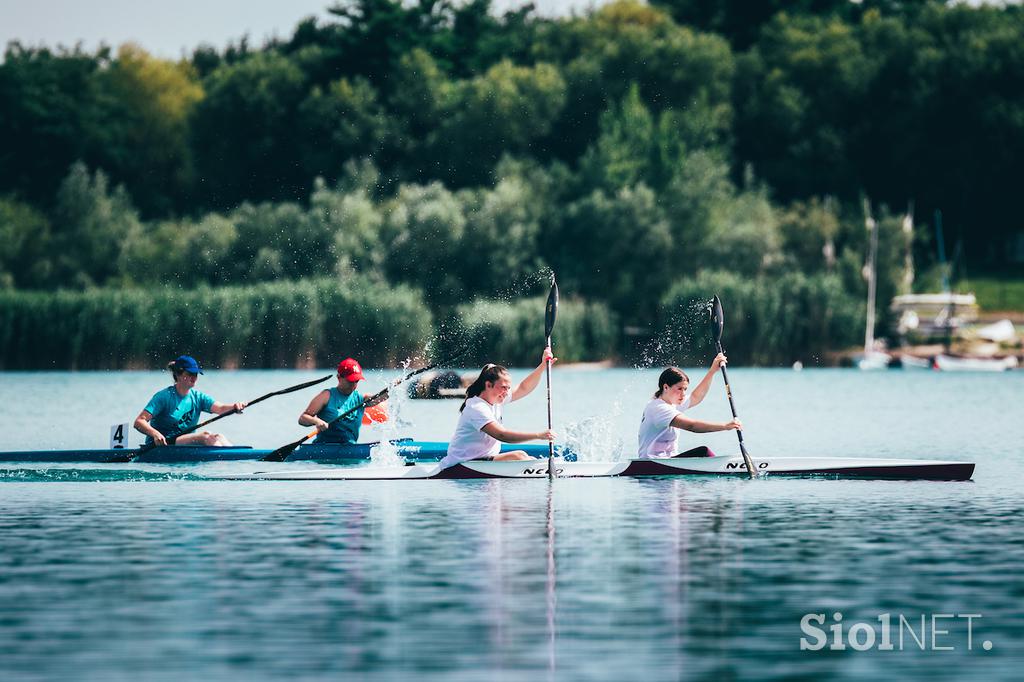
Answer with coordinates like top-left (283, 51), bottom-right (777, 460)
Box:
top-left (858, 199), bottom-right (891, 369)
top-left (893, 209), bottom-right (1014, 371)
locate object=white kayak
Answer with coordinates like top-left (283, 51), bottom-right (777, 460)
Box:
top-left (215, 455), bottom-right (974, 481)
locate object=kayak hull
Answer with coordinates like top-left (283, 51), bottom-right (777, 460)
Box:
top-left (0, 441), bottom-right (570, 463)
top-left (216, 455), bottom-right (975, 481)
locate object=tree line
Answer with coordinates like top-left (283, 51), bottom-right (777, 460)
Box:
top-left (2, 0), bottom-right (1021, 364)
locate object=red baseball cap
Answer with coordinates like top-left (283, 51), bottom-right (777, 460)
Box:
top-left (337, 358), bottom-right (365, 382)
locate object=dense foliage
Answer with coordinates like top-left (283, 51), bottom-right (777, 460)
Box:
top-left (2, 0), bottom-right (1020, 366)
top-left (0, 279), bottom-right (432, 369)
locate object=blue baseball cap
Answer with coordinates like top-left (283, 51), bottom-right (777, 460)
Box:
top-left (171, 355), bottom-right (204, 374)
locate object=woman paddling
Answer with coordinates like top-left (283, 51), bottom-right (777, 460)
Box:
top-left (133, 355), bottom-right (247, 447)
top-left (299, 357), bottom-right (387, 444)
top-left (438, 350), bottom-right (557, 470)
top-left (638, 353), bottom-right (741, 458)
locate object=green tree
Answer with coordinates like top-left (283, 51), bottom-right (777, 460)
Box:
top-left (734, 12), bottom-right (872, 200)
top-left (118, 213), bottom-right (238, 287)
top-left (457, 169), bottom-right (547, 296)
top-left (94, 44), bottom-right (204, 216)
top-left (0, 45), bottom-right (107, 206)
top-left (52, 162), bottom-right (142, 288)
top-left (540, 1), bottom-right (734, 170)
top-left (297, 77), bottom-right (391, 183)
top-left (383, 182), bottom-right (467, 304)
top-left (191, 52), bottom-right (308, 209)
top-left (0, 197), bottom-right (53, 288)
top-left (306, 168), bottom-right (389, 279)
top-left (432, 60), bottom-right (566, 186)
top-left (778, 197), bottom-right (841, 274)
top-left (553, 184), bottom-right (673, 322)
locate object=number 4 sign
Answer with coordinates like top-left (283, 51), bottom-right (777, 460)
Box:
top-left (110, 423), bottom-right (130, 449)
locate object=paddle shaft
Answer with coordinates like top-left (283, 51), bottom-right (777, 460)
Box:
top-left (714, 339), bottom-right (756, 478)
top-left (544, 276), bottom-right (559, 481)
top-left (171, 374), bottom-right (331, 438)
top-left (545, 336), bottom-right (554, 480)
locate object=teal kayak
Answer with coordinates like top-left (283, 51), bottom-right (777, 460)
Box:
top-left (0, 440), bottom-right (576, 463)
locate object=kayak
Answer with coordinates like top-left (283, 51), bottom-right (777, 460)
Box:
top-left (215, 455), bottom-right (975, 481)
top-left (0, 440), bottom-right (574, 464)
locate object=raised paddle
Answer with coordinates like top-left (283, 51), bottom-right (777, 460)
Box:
top-left (709, 295), bottom-right (757, 479)
top-left (544, 274), bottom-right (559, 480)
top-left (104, 374), bottom-right (334, 463)
top-left (261, 349), bottom-right (469, 462)
top-left (544, 274), bottom-right (561, 481)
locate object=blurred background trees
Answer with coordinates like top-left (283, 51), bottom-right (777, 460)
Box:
top-left (2, 0), bottom-right (1022, 366)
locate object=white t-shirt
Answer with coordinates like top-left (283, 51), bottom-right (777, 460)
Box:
top-left (637, 396), bottom-right (692, 458)
top-left (441, 395), bottom-right (511, 468)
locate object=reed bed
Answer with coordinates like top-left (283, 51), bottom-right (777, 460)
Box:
top-left (0, 279), bottom-right (433, 370)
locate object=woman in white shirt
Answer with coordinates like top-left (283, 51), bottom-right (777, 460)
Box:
top-left (439, 349), bottom-right (557, 469)
top-left (637, 353), bottom-right (741, 459)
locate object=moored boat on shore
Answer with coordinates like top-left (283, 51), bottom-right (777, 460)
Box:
top-left (933, 354), bottom-right (1018, 372)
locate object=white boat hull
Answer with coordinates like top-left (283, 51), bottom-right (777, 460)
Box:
top-left (934, 354), bottom-right (1017, 372)
top-left (217, 455), bottom-right (974, 481)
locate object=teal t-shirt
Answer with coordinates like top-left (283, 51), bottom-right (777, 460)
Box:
top-left (144, 386), bottom-right (216, 443)
top-left (314, 387), bottom-right (364, 444)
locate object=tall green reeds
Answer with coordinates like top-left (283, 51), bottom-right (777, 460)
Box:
top-left (658, 271), bottom-right (863, 366)
top-left (443, 296), bottom-right (618, 367)
top-left (0, 279), bottom-right (432, 369)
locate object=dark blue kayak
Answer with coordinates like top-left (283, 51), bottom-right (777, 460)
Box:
top-left (0, 440), bottom-right (576, 463)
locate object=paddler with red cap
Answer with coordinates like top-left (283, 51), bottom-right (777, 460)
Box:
top-left (298, 358), bottom-right (388, 444)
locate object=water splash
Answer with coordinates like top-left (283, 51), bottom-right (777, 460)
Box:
top-left (563, 399), bottom-right (626, 463)
top-left (637, 298), bottom-right (713, 368)
top-left (367, 360), bottom-right (415, 468)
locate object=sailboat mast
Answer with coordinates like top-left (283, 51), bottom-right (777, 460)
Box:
top-left (863, 199), bottom-right (879, 355)
top-left (934, 209), bottom-right (953, 350)
top-left (902, 201), bottom-right (915, 295)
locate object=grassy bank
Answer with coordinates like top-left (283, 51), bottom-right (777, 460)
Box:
top-left (960, 276), bottom-right (1024, 312)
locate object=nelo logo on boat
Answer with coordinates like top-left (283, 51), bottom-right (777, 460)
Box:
top-left (522, 467), bottom-right (562, 476)
top-left (726, 461), bottom-right (768, 469)
top-left (800, 613), bottom-right (992, 652)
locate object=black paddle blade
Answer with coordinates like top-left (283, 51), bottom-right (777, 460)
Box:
top-left (261, 435), bottom-right (309, 462)
top-left (545, 275), bottom-right (559, 339)
top-left (710, 294), bottom-right (725, 343)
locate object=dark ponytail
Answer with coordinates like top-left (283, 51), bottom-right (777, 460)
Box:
top-left (460, 364), bottom-right (509, 412)
top-left (167, 360), bottom-right (183, 380)
top-left (654, 367), bottom-right (688, 398)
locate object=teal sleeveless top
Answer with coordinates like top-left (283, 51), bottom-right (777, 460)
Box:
top-left (143, 386), bottom-right (215, 443)
top-left (314, 387), bottom-right (364, 444)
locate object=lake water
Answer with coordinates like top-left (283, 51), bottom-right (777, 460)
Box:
top-left (1, 368), bottom-right (1022, 680)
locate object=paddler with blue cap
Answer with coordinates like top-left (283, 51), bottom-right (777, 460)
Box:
top-left (133, 355), bottom-right (248, 447)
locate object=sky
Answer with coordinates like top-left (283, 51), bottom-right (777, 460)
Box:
top-left (0, 0), bottom-right (603, 60)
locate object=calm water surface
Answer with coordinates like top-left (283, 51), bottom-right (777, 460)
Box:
top-left (1, 368), bottom-right (1022, 680)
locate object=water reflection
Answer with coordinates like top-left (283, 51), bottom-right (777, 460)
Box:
top-left (1, 476), bottom-right (1022, 680)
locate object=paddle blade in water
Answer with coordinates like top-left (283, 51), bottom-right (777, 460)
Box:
top-left (545, 276), bottom-right (559, 339)
top-left (261, 436), bottom-right (307, 462)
